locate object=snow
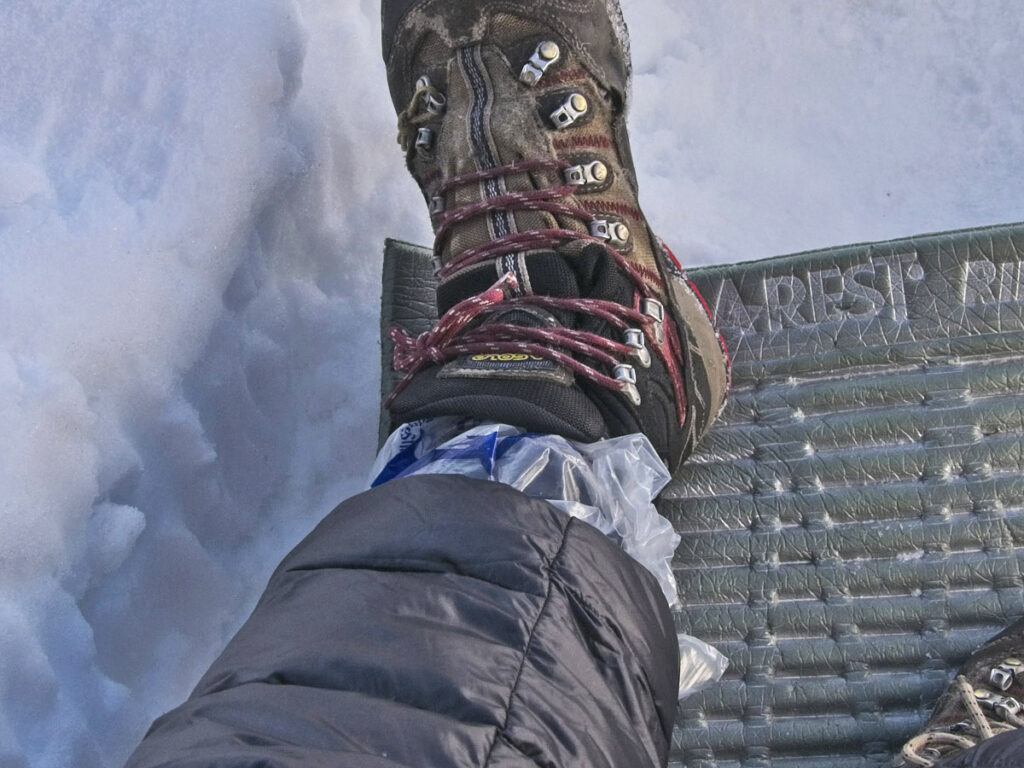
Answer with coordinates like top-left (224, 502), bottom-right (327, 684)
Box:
top-left (629, 1), bottom-right (1024, 263)
top-left (0, 0), bottom-right (1021, 765)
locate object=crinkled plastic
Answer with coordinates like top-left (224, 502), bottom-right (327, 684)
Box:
top-left (678, 633), bottom-right (729, 700)
top-left (369, 417), bottom-right (728, 699)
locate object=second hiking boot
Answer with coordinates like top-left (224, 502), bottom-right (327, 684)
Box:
top-left (381, 0), bottom-right (730, 472)
top-left (894, 615), bottom-right (1024, 767)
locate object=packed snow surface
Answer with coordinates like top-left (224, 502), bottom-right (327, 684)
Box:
top-left (1, 0), bottom-right (1022, 765)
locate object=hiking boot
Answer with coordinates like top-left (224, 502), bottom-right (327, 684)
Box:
top-left (894, 616), bottom-right (1024, 767)
top-left (380, 0), bottom-right (730, 471)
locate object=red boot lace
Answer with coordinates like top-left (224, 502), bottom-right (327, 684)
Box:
top-left (385, 158), bottom-right (688, 424)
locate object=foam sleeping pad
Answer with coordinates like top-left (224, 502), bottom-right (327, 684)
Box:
top-left (378, 223), bottom-right (1024, 768)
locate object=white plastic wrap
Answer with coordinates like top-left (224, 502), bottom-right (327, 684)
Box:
top-left (370, 417), bottom-right (728, 699)
top-left (678, 633), bottom-right (730, 700)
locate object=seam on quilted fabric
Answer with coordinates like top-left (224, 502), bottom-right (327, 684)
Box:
top-left (549, 521), bottom-right (664, 631)
top-left (549, 520), bottom-right (667, 745)
top-left (493, 732), bottom-right (548, 768)
top-left (549, 521), bottom-right (652, 672)
top-left (191, 678), bottom-right (467, 723)
top-left (481, 514), bottom-right (573, 768)
top-left (280, 561), bottom-right (547, 598)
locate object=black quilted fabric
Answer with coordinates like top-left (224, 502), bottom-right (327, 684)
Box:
top-left (378, 224), bottom-right (1024, 767)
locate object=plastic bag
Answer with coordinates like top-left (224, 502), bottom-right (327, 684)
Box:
top-left (678, 633), bottom-right (730, 700)
top-left (370, 417), bottom-right (729, 698)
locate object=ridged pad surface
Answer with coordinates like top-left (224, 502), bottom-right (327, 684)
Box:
top-left (379, 224), bottom-right (1024, 766)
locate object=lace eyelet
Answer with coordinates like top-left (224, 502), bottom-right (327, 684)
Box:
top-left (520, 41), bottom-right (561, 86)
top-left (564, 160), bottom-right (608, 188)
top-left (614, 363), bottom-right (641, 405)
top-left (550, 93), bottom-right (588, 129)
top-left (414, 76), bottom-right (447, 115)
top-left (415, 127), bottom-right (436, 157)
top-left (641, 298), bottom-right (665, 345)
top-left (624, 328), bottom-right (651, 368)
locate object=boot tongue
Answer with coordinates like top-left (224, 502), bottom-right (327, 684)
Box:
top-left (432, 250), bottom-right (583, 387)
top-left (386, 242), bottom-right (642, 446)
top-left (436, 250), bottom-right (580, 315)
top-left (430, 244), bottom-right (638, 388)
top-left (436, 243), bottom-right (633, 315)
